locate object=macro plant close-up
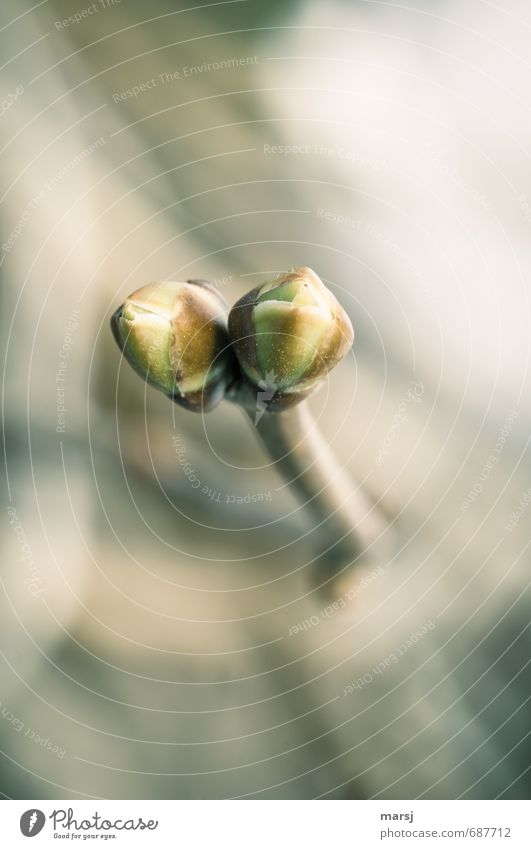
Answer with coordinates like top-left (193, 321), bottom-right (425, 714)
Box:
top-left (111, 267), bottom-right (388, 594)
top-left (1, 0), bottom-right (531, 836)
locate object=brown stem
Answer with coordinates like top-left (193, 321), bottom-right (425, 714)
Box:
top-left (227, 383), bottom-right (391, 594)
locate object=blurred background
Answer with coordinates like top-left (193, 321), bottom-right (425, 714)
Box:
top-left (1, 0), bottom-right (530, 799)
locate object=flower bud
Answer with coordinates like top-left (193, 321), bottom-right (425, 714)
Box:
top-left (111, 279), bottom-right (237, 412)
top-left (228, 267), bottom-right (354, 410)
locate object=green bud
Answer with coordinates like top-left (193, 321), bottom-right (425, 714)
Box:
top-left (111, 279), bottom-right (237, 412)
top-left (228, 267), bottom-right (354, 410)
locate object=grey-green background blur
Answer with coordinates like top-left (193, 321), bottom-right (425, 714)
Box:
top-left (1, 0), bottom-right (530, 799)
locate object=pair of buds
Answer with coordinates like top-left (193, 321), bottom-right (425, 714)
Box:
top-left (111, 267), bottom-right (354, 415)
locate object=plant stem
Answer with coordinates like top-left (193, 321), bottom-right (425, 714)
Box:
top-left (228, 384), bottom-right (391, 594)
